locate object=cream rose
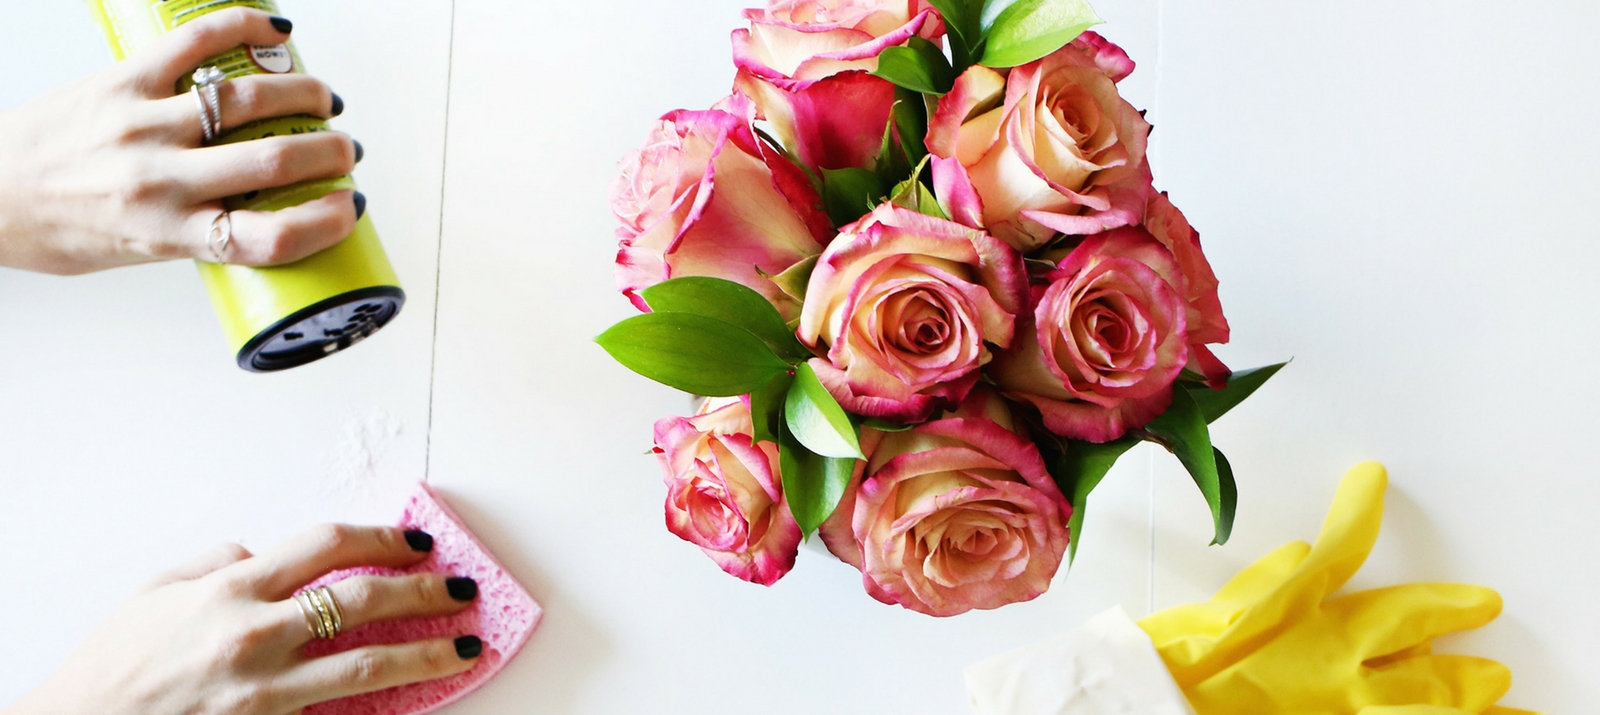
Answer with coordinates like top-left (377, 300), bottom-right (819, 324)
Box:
top-left (819, 388), bottom-right (1072, 616)
top-left (798, 203), bottom-right (1026, 423)
top-left (926, 32), bottom-right (1152, 252)
top-left (612, 104), bottom-right (831, 317)
top-left (655, 397), bottom-right (802, 586)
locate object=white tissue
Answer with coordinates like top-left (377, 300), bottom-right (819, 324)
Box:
top-left (965, 606), bottom-right (1196, 715)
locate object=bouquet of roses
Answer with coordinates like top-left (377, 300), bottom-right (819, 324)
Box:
top-left (601, 0), bottom-right (1283, 616)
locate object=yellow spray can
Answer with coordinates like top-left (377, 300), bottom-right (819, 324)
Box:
top-left (86, 0), bottom-right (404, 372)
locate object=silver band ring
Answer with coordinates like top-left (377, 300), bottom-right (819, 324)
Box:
top-left (294, 586), bottom-right (345, 640)
top-left (206, 210), bottom-right (232, 263)
top-left (191, 66), bottom-right (226, 143)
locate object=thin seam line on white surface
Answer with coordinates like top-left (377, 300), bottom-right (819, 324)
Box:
top-left (1147, 0), bottom-right (1166, 618)
top-left (423, 0), bottom-right (458, 483)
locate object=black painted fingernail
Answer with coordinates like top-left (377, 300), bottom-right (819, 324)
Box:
top-left (269, 16), bottom-right (293, 34)
top-left (352, 140), bottom-right (364, 164)
top-left (403, 529), bottom-right (432, 552)
top-left (330, 93), bottom-right (344, 117)
top-left (446, 577), bottom-right (479, 602)
top-left (353, 192), bottom-right (368, 221)
top-left (455, 635), bottom-right (483, 660)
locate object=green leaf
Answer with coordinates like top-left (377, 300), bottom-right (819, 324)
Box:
top-left (871, 37), bottom-right (956, 95)
top-left (779, 425), bottom-right (858, 536)
top-left (891, 179), bottom-right (950, 220)
top-left (874, 109), bottom-right (912, 186)
top-left (595, 313), bottom-right (790, 397)
top-left (1139, 388), bottom-right (1232, 545)
top-left (889, 156), bottom-right (948, 219)
top-left (784, 362), bottom-right (865, 459)
top-left (979, 0), bottom-right (1103, 68)
top-left (979, 0), bottom-right (1023, 32)
top-left (1184, 362), bottom-right (1289, 424)
top-left (894, 87), bottom-right (930, 168)
top-left (749, 371), bottom-right (795, 444)
top-left (767, 255), bottom-right (818, 303)
top-left (1212, 446), bottom-right (1239, 546)
top-left (1047, 438), bottom-right (1139, 563)
top-left (928, 0), bottom-right (985, 70)
top-left (641, 277), bottom-right (810, 362)
top-left (821, 168), bottom-right (887, 227)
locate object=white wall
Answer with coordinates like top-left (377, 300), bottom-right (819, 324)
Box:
top-left (0, 0), bottom-right (1591, 712)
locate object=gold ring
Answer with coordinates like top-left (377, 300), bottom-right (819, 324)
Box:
top-left (294, 587), bottom-right (344, 640)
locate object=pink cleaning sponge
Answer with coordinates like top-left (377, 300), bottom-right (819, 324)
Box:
top-left (302, 483), bottom-right (542, 715)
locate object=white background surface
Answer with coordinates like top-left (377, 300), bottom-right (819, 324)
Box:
top-left (0, 0), bottom-right (1591, 712)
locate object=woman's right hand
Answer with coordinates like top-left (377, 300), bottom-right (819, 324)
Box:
top-left (0, 8), bottom-right (360, 275)
top-left (4, 524), bottom-right (482, 715)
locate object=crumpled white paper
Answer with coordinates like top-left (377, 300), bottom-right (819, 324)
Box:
top-left (966, 606), bottom-right (1196, 715)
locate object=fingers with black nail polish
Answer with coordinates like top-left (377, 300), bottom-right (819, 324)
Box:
top-left (330, 93), bottom-right (344, 117)
top-left (402, 529), bottom-right (431, 552)
top-left (455, 636), bottom-right (483, 660)
top-left (446, 577), bottom-right (479, 602)
top-left (353, 140), bottom-right (364, 164)
top-left (353, 192), bottom-right (368, 221)
top-left (269, 16), bottom-right (294, 34)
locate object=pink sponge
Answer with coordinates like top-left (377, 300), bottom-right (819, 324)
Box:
top-left (302, 484), bottom-right (542, 715)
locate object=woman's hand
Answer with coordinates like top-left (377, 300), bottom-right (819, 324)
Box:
top-left (5, 525), bottom-right (483, 715)
top-left (0, 8), bottom-right (361, 275)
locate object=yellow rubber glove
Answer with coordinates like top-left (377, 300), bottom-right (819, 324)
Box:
top-left (1137, 462), bottom-right (1543, 715)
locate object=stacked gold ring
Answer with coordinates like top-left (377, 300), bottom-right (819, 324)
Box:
top-left (294, 586), bottom-right (344, 640)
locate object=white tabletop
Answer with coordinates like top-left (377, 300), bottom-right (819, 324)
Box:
top-left (1, 0), bottom-right (1592, 712)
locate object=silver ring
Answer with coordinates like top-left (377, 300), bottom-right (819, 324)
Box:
top-left (207, 210), bottom-right (232, 263)
top-left (191, 66), bottom-right (226, 143)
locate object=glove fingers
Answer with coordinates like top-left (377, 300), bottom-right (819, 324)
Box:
top-left (1328, 584), bottom-right (1503, 660)
top-left (1483, 707), bottom-right (1550, 715)
top-left (1298, 462), bottom-right (1388, 596)
top-left (1365, 654), bottom-right (1512, 712)
top-left (1140, 541), bottom-right (1309, 643)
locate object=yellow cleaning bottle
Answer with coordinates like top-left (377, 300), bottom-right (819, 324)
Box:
top-left (86, 0), bottom-right (404, 372)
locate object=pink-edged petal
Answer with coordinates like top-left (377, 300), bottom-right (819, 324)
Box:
top-left (930, 155), bottom-right (986, 230)
top-left (1188, 342), bottom-right (1232, 390)
top-left (1070, 30), bottom-right (1137, 83)
top-left (926, 65), bottom-right (1007, 158)
top-left (1026, 385), bottom-right (1174, 443)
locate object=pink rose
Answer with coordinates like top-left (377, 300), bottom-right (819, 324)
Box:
top-left (733, 0), bottom-right (942, 83)
top-left (926, 32), bottom-right (1153, 252)
top-left (990, 227), bottom-right (1189, 442)
top-left (819, 388), bottom-right (1072, 616)
top-left (732, 1), bottom-right (940, 171)
top-left (1144, 191), bottom-right (1231, 386)
top-left (798, 204), bottom-right (1027, 423)
top-left (612, 104), bottom-right (832, 316)
top-left (655, 397), bottom-right (802, 586)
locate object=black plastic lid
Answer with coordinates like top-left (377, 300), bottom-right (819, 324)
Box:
top-left (236, 286), bottom-right (406, 372)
